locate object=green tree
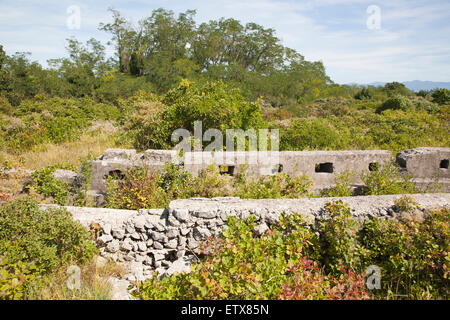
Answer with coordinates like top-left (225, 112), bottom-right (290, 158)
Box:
top-left (431, 88), bottom-right (450, 105)
top-left (48, 38), bottom-right (112, 97)
top-left (384, 82), bottom-right (411, 96)
top-left (99, 8), bottom-right (138, 73)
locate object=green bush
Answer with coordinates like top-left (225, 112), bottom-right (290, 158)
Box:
top-left (360, 208), bottom-right (449, 299)
top-left (1, 96), bottom-right (122, 153)
top-left (376, 95), bottom-right (413, 113)
top-left (280, 118), bottom-right (342, 150)
top-left (0, 256), bottom-right (36, 300)
top-left (319, 201), bottom-right (363, 274)
top-left (133, 201), bottom-right (449, 300)
top-left (133, 213), bottom-right (370, 300)
top-left (361, 161), bottom-right (417, 195)
top-left (0, 198), bottom-right (98, 299)
top-left (354, 88), bottom-right (372, 100)
top-left (105, 164), bottom-right (314, 210)
top-left (134, 80), bottom-right (265, 150)
top-left (105, 163), bottom-right (197, 210)
top-left (31, 165), bottom-right (70, 205)
top-left (431, 88), bottom-right (450, 105)
top-left (236, 173), bottom-right (313, 199)
top-left (321, 171), bottom-right (353, 197)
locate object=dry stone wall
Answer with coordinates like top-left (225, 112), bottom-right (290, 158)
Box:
top-left (41, 192), bottom-right (450, 281)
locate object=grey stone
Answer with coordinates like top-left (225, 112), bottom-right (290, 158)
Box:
top-left (167, 215), bottom-right (181, 227)
top-left (195, 210), bottom-right (217, 219)
top-left (144, 255), bottom-right (153, 266)
top-left (102, 223), bottom-right (112, 235)
top-left (150, 231), bottom-right (167, 243)
top-left (106, 240), bottom-right (120, 253)
top-left (53, 169), bottom-right (78, 184)
top-left (133, 216), bottom-right (146, 231)
top-left (166, 239), bottom-right (178, 249)
top-left (151, 251), bottom-right (165, 261)
top-left (167, 228), bottom-right (179, 239)
top-left (125, 225), bottom-right (135, 234)
top-left (130, 232), bottom-right (141, 240)
top-left (153, 241), bottom-right (164, 250)
top-left (95, 255), bottom-right (108, 268)
top-left (98, 234), bottom-right (113, 244)
top-left (173, 209), bottom-right (190, 222)
top-left (120, 239), bottom-right (133, 251)
top-left (193, 226), bottom-right (211, 241)
top-left (165, 256), bottom-right (193, 276)
top-left (254, 223), bottom-right (269, 236)
top-left (112, 228), bottom-right (125, 240)
top-left (135, 254), bottom-right (146, 263)
top-left (137, 241), bottom-right (147, 252)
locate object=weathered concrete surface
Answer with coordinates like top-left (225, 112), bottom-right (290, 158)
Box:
top-left (86, 148), bottom-right (450, 199)
top-left (397, 147), bottom-right (450, 192)
top-left (169, 193), bottom-right (450, 223)
top-left (184, 150), bottom-right (393, 190)
top-left (90, 149), bottom-right (177, 193)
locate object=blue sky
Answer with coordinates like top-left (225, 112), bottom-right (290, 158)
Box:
top-left (1, 0), bottom-right (449, 84)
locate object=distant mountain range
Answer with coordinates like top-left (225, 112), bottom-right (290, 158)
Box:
top-left (363, 80), bottom-right (450, 92)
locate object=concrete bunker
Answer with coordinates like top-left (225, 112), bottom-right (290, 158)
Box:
top-left (83, 148), bottom-right (450, 202)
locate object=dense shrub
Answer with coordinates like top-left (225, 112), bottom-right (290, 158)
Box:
top-left (279, 260), bottom-right (369, 300)
top-left (360, 207), bottom-right (449, 299)
top-left (320, 171), bottom-right (353, 197)
top-left (30, 165), bottom-right (70, 205)
top-left (354, 88), bottom-right (372, 100)
top-left (105, 164), bottom-right (313, 210)
top-left (105, 164), bottom-right (197, 209)
top-left (280, 118), bottom-right (342, 150)
top-left (134, 80), bottom-right (265, 150)
top-left (236, 172), bottom-right (313, 199)
top-left (376, 95), bottom-right (413, 113)
top-left (134, 201), bottom-right (449, 300)
top-left (361, 161), bottom-right (417, 195)
top-left (133, 213), bottom-right (368, 300)
top-left (0, 96), bottom-right (121, 153)
top-left (95, 71), bottom-right (155, 104)
top-left (0, 198), bottom-right (98, 299)
top-left (431, 88), bottom-right (450, 105)
top-left (319, 201), bottom-right (363, 273)
top-left (0, 256), bottom-right (36, 300)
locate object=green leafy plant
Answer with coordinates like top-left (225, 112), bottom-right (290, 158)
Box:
top-left (361, 161), bottom-right (417, 195)
top-left (30, 165), bottom-right (70, 205)
top-left (319, 200), bottom-right (363, 274)
top-left (0, 198), bottom-right (98, 299)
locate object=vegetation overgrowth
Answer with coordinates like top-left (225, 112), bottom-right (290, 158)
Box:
top-left (0, 7), bottom-right (449, 300)
top-left (134, 200), bottom-right (449, 300)
top-left (0, 8), bottom-right (448, 172)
